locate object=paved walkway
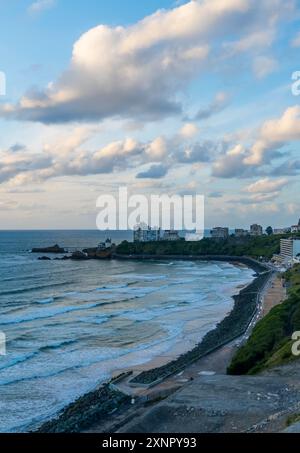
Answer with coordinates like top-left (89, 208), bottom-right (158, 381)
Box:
top-left (260, 275), bottom-right (286, 318)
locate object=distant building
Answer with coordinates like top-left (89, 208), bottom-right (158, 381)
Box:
top-left (291, 225), bottom-right (300, 233)
top-left (250, 224), bottom-right (263, 236)
top-left (235, 229), bottom-right (249, 237)
top-left (133, 226), bottom-right (162, 243)
top-left (163, 230), bottom-right (181, 241)
top-left (274, 228), bottom-right (289, 235)
top-left (98, 238), bottom-right (112, 250)
top-left (280, 238), bottom-right (300, 260)
top-left (211, 227), bottom-right (229, 239)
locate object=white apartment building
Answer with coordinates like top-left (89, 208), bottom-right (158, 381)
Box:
top-left (280, 238), bottom-right (300, 260)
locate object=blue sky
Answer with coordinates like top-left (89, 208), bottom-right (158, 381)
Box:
top-left (0, 0), bottom-right (300, 229)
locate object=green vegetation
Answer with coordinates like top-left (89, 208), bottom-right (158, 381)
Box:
top-left (228, 264), bottom-right (300, 375)
top-left (116, 233), bottom-right (300, 260)
top-left (266, 226), bottom-right (273, 236)
top-left (286, 413), bottom-right (300, 427)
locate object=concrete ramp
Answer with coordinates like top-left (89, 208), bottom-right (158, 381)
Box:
top-left (118, 374), bottom-right (300, 433)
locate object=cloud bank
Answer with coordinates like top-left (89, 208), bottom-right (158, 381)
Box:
top-left (2, 0), bottom-right (295, 124)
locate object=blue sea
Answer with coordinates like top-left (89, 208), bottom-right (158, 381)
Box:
top-left (0, 230), bottom-right (254, 432)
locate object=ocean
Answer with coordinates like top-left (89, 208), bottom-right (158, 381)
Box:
top-left (0, 230), bottom-right (254, 432)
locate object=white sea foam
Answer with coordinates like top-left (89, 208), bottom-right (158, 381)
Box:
top-left (0, 252), bottom-right (255, 432)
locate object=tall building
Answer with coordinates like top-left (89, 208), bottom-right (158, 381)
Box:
top-left (250, 224), bottom-right (263, 236)
top-left (211, 227), bottom-right (229, 239)
top-left (280, 238), bottom-right (300, 260)
top-left (133, 226), bottom-right (162, 243)
top-left (235, 229), bottom-right (249, 237)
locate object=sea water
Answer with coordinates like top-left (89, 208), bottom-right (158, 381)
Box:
top-left (0, 230), bottom-right (254, 432)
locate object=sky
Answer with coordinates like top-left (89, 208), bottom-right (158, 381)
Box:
top-left (0, 0), bottom-right (300, 230)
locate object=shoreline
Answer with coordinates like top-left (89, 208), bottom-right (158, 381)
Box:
top-left (36, 257), bottom-right (273, 433)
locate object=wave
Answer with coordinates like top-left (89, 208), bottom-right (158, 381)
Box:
top-left (36, 297), bottom-right (55, 304)
top-left (39, 339), bottom-right (77, 352)
top-left (0, 302), bottom-right (101, 326)
top-left (0, 339), bottom-right (78, 373)
top-left (0, 322), bottom-right (184, 387)
top-left (0, 346), bottom-right (131, 386)
top-left (0, 281), bottom-right (73, 296)
top-left (0, 351), bottom-right (39, 371)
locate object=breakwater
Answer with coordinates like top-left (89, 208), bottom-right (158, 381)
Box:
top-left (36, 382), bottom-right (131, 433)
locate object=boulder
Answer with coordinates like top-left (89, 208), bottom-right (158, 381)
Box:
top-left (32, 244), bottom-right (66, 254)
top-left (71, 251), bottom-right (89, 260)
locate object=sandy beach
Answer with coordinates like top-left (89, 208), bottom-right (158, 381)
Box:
top-left (36, 258), bottom-right (274, 433)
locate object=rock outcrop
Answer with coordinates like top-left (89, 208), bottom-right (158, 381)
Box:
top-left (32, 244), bottom-right (66, 254)
top-left (70, 251), bottom-right (89, 260)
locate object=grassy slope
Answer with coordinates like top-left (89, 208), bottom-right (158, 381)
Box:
top-left (228, 264), bottom-right (300, 375)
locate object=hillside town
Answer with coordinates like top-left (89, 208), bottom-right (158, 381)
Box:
top-left (132, 219), bottom-right (300, 268)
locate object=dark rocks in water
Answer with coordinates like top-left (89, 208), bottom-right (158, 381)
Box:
top-left (32, 244), bottom-right (66, 254)
top-left (38, 256), bottom-right (51, 261)
top-left (83, 247), bottom-right (113, 259)
top-left (71, 251), bottom-right (89, 260)
top-left (54, 255), bottom-right (71, 261)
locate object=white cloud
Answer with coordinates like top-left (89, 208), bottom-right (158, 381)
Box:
top-left (179, 123), bottom-right (199, 139)
top-left (213, 106), bottom-right (300, 177)
top-left (245, 106), bottom-right (300, 165)
top-left (0, 123), bottom-right (220, 187)
top-left (145, 137), bottom-right (168, 161)
top-left (192, 91), bottom-right (230, 120)
top-left (223, 29), bottom-right (275, 56)
top-left (252, 56), bottom-right (278, 79)
top-left (2, 0), bottom-right (294, 124)
top-left (28, 0), bottom-right (56, 14)
top-left (291, 32), bottom-right (300, 47)
top-left (244, 178), bottom-right (288, 193)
